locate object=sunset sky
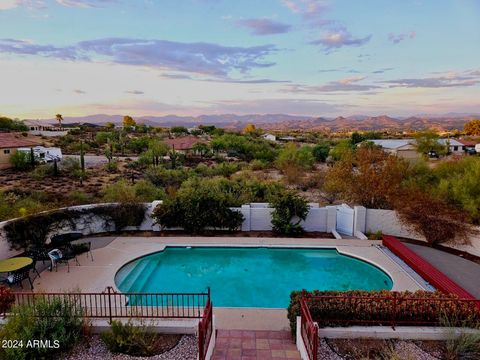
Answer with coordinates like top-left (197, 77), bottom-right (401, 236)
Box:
top-left (1, 0), bottom-right (479, 119)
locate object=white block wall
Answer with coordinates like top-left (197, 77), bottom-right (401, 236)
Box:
top-left (364, 208), bottom-right (424, 240)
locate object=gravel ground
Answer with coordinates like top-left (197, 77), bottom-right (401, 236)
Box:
top-left (318, 338), bottom-right (442, 360)
top-left (64, 335), bottom-right (197, 360)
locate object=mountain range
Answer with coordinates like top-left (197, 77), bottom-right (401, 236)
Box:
top-left (24, 113), bottom-right (480, 132)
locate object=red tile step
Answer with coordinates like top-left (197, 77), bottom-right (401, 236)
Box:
top-left (212, 330), bottom-right (301, 360)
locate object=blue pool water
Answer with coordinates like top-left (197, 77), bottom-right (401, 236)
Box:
top-left (115, 247), bottom-right (393, 308)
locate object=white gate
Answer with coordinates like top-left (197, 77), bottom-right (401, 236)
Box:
top-left (336, 204), bottom-right (354, 236)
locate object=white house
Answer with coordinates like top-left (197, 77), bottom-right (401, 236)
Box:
top-left (262, 133), bottom-right (277, 142)
top-left (24, 120), bottom-right (69, 137)
top-left (438, 138), bottom-right (465, 155)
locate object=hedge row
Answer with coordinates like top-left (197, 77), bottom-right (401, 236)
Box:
top-left (287, 290), bottom-right (480, 335)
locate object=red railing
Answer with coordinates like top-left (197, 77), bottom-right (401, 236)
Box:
top-left (300, 293), bottom-right (318, 360)
top-left (198, 295), bottom-right (213, 360)
top-left (304, 293), bottom-right (480, 328)
top-left (12, 287), bottom-right (210, 321)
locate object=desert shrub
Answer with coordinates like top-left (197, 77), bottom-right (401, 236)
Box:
top-left (0, 286), bottom-right (15, 315)
top-left (0, 297), bottom-right (84, 360)
top-left (105, 159), bottom-right (119, 173)
top-left (271, 192), bottom-right (309, 236)
top-left (101, 320), bottom-right (181, 356)
top-left (68, 190), bottom-right (94, 205)
top-left (60, 157), bottom-right (84, 178)
top-left (9, 151), bottom-right (31, 171)
top-left (287, 290), bottom-right (480, 336)
top-left (312, 143), bottom-right (330, 162)
top-left (276, 143), bottom-right (314, 184)
top-left (152, 179), bottom-right (244, 233)
top-left (145, 167), bottom-right (193, 188)
top-left (30, 164), bottom-right (56, 180)
top-left (249, 159), bottom-right (268, 170)
top-left (103, 180), bottom-right (165, 203)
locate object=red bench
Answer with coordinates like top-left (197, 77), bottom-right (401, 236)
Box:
top-left (382, 235), bottom-right (476, 300)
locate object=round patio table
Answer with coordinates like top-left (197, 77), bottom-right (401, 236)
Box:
top-left (0, 257), bottom-right (33, 273)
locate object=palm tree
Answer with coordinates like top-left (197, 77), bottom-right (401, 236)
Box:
top-left (55, 114), bottom-right (63, 128)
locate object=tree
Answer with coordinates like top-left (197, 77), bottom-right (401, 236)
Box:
top-left (104, 122), bottom-right (115, 130)
top-left (329, 140), bottom-right (355, 161)
top-left (123, 115), bottom-right (136, 128)
top-left (435, 157), bottom-right (480, 223)
top-left (271, 192), bottom-right (309, 235)
top-left (464, 119), bottom-right (480, 136)
top-left (152, 178), bottom-right (244, 233)
top-left (55, 114), bottom-right (63, 128)
top-left (192, 142), bottom-right (210, 158)
top-left (414, 131), bottom-right (447, 156)
top-left (323, 146), bottom-right (410, 209)
top-left (394, 187), bottom-right (472, 246)
top-left (276, 143), bottom-right (315, 183)
top-left (0, 117), bottom-right (28, 131)
top-left (243, 123), bottom-right (256, 134)
top-left (312, 142), bottom-right (330, 162)
top-left (147, 139), bottom-right (169, 167)
top-left (170, 126), bottom-right (188, 135)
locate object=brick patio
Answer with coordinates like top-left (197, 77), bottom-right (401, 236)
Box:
top-left (212, 330), bottom-right (301, 360)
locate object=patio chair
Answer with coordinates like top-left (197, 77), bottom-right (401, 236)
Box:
top-left (3, 265), bottom-right (34, 290)
top-left (27, 248), bottom-right (49, 279)
top-left (48, 249), bottom-right (72, 272)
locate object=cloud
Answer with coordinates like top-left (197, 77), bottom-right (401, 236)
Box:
top-left (235, 18), bottom-right (292, 36)
top-left (284, 76), bottom-right (379, 93)
top-left (56, 0), bottom-right (116, 7)
top-left (372, 67), bottom-right (394, 74)
top-left (160, 72), bottom-right (289, 84)
top-left (310, 27), bottom-right (372, 51)
top-left (384, 70), bottom-right (480, 88)
top-left (388, 31), bottom-right (416, 44)
top-left (0, 37), bottom-right (277, 76)
top-left (0, 39), bottom-right (79, 59)
top-left (125, 90), bottom-right (144, 95)
top-left (0, 0), bottom-right (46, 10)
top-left (73, 89), bottom-right (86, 94)
top-left (282, 0), bottom-right (330, 26)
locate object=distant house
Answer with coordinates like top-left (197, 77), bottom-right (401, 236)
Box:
top-left (162, 136), bottom-right (204, 153)
top-left (0, 133), bottom-right (40, 169)
top-left (262, 133), bottom-right (277, 142)
top-left (458, 139), bottom-right (479, 154)
top-left (438, 139), bottom-right (465, 155)
top-left (24, 120), bottom-right (69, 137)
top-left (368, 139), bottom-right (419, 160)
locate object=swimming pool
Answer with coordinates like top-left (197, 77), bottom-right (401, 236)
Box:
top-left (115, 247), bottom-right (393, 308)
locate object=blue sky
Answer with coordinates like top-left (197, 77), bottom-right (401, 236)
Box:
top-left (0, 0), bottom-right (479, 118)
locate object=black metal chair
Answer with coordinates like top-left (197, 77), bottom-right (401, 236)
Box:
top-left (48, 249), bottom-right (72, 272)
top-left (3, 265), bottom-right (34, 290)
top-left (50, 234), bottom-right (82, 268)
top-left (27, 248), bottom-right (49, 279)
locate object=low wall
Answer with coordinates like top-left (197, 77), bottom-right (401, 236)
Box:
top-left (364, 209), bottom-right (424, 240)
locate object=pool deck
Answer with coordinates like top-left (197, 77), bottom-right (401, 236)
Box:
top-left (28, 236), bottom-right (424, 331)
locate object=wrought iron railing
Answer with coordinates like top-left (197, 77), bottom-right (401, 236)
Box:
top-left (13, 286), bottom-right (211, 321)
top-left (198, 298), bottom-right (213, 360)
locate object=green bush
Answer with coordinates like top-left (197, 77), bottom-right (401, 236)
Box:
top-left (101, 320), bottom-right (180, 356)
top-left (103, 180), bottom-right (165, 203)
top-left (287, 290), bottom-right (480, 336)
top-left (152, 179), bottom-right (244, 233)
top-left (0, 297), bottom-right (84, 360)
top-left (9, 151), bottom-right (31, 171)
top-left (271, 192), bottom-right (309, 235)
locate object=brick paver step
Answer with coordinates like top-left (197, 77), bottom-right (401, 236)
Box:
top-left (212, 330), bottom-right (301, 360)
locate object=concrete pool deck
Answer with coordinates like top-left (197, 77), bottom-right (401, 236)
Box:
top-left (28, 236), bottom-right (424, 330)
